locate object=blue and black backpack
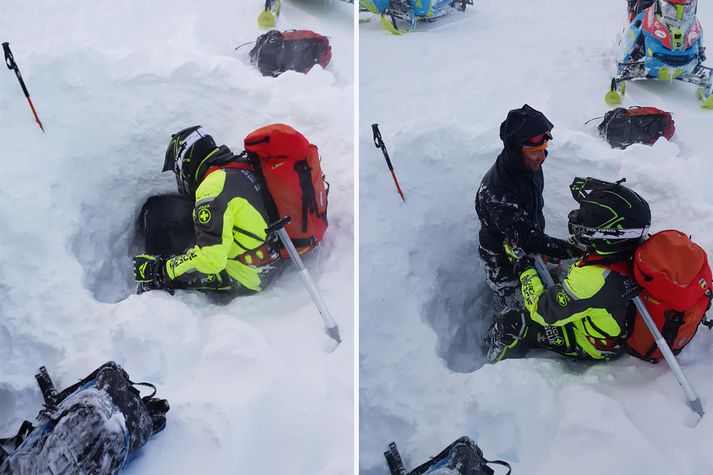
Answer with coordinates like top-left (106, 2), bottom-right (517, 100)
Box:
top-left (0, 362), bottom-right (169, 475)
top-left (385, 436), bottom-right (511, 475)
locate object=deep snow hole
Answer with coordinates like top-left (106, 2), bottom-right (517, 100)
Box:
top-left (422, 241), bottom-right (494, 373)
top-left (70, 181), bottom-right (158, 303)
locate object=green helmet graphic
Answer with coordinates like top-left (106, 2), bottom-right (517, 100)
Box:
top-left (568, 177), bottom-right (651, 255)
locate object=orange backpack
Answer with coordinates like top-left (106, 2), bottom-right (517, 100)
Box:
top-left (626, 230), bottom-right (713, 362)
top-left (243, 124), bottom-right (328, 259)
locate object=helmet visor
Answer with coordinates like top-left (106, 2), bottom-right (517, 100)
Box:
top-left (567, 208), bottom-right (649, 240)
top-left (163, 127), bottom-right (205, 172)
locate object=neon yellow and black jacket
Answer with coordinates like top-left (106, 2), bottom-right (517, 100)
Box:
top-left (519, 258), bottom-right (637, 359)
top-left (164, 162), bottom-right (275, 292)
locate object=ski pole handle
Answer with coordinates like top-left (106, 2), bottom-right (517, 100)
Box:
top-left (633, 296), bottom-right (704, 417)
top-left (2, 42), bottom-right (28, 98)
top-left (371, 123), bottom-right (394, 171)
top-left (3, 42), bottom-right (16, 70)
top-left (372, 123), bottom-right (384, 148)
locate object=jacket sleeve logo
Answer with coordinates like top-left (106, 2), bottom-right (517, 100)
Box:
top-left (556, 290), bottom-right (571, 307)
top-left (197, 205), bottom-right (212, 225)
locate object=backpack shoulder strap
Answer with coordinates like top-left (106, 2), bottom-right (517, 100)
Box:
top-left (578, 253), bottom-right (633, 276)
top-left (483, 458), bottom-right (512, 475)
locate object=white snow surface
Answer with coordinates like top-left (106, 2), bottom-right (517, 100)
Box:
top-left (360, 1), bottom-right (713, 474)
top-left (0, 1), bottom-right (353, 474)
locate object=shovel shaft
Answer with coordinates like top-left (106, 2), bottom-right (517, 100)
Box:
top-left (275, 227), bottom-right (341, 342)
top-left (633, 297), bottom-right (704, 417)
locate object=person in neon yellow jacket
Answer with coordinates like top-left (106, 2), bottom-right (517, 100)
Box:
top-left (132, 126), bottom-right (283, 296)
top-left (486, 177), bottom-right (651, 363)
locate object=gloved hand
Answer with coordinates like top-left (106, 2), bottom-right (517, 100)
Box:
top-left (504, 240), bottom-right (523, 263)
top-left (513, 253), bottom-right (535, 277)
top-left (504, 240), bottom-right (536, 276)
top-left (565, 237), bottom-right (588, 259)
top-left (132, 255), bottom-right (170, 292)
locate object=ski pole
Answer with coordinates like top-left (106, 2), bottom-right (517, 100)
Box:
top-left (3, 42), bottom-right (45, 132)
top-left (632, 296), bottom-right (704, 418)
top-left (371, 124), bottom-right (406, 202)
top-left (266, 217), bottom-right (342, 348)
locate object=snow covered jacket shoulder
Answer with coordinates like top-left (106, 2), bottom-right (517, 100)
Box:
top-left (165, 148), bottom-right (276, 292)
top-left (475, 105), bottom-right (570, 258)
top-left (519, 258), bottom-right (638, 360)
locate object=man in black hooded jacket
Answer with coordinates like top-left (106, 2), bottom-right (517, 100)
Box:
top-left (475, 104), bottom-right (582, 311)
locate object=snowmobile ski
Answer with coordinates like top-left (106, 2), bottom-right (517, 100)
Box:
top-left (605, 77), bottom-right (627, 106)
top-left (258, 0), bottom-right (281, 28)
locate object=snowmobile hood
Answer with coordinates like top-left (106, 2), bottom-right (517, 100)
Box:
top-left (498, 104), bottom-right (554, 170)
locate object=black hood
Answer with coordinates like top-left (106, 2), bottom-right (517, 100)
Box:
top-left (498, 104), bottom-right (554, 169)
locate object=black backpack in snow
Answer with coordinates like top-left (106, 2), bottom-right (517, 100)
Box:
top-left (249, 29), bottom-right (332, 77)
top-left (0, 362), bottom-right (169, 475)
top-left (597, 106), bottom-right (675, 149)
top-left (384, 437), bottom-right (512, 475)
top-left (137, 193), bottom-right (195, 255)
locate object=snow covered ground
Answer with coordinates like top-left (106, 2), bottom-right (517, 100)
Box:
top-left (360, 1), bottom-right (713, 474)
top-left (0, 1), bottom-right (353, 473)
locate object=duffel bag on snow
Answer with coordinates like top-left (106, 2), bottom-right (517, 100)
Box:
top-left (626, 230), bottom-right (713, 362)
top-left (244, 124), bottom-right (328, 258)
top-left (249, 29), bottom-right (332, 77)
top-left (0, 362), bottom-right (169, 475)
top-left (384, 437), bottom-right (512, 475)
top-left (597, 106), bottom-right (675, 149)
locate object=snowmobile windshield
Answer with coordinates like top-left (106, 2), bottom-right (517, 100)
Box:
top-left (659, 0), bottom-right (696, 27)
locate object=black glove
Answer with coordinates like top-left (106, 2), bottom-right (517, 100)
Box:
top-left (132, 255), bottom-right (170, 292)
top-left (504, 241), bottom-right (536, 276)
top-left (565, 238), bottom-right (588, 259)
top-left (513, 253), bottom-right (536, 277)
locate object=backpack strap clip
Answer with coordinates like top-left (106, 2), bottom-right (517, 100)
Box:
top-left (702, 289), bottom-right (713, 329)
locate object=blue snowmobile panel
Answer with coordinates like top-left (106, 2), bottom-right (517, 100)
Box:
top-left (361, 0), bottom-right (390, 13)
top-left (409, 0), bottom-right (432, 17)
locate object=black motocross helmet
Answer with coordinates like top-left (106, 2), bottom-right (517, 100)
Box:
top-left (568, 177), bottom-right (651, 255)
top-left (163, 126), bottom-right (218, 197)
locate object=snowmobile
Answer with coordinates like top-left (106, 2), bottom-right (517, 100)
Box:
top-left (360, 0), bottom-right (473, 34)
top-left (606, 0), bottom-right (713, 108)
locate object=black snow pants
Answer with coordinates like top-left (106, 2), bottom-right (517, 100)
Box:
top-left (478, 246), bottom-right (520, 312)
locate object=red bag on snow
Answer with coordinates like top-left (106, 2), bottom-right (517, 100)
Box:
top-left (244, 124), bottom-right (328, 259)
top-left (249, 30), bottom-right (332, 77)
top-left (598, 106), bottom-right (675, 149)
top-left (626, 230), bottom-right (713, 362)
